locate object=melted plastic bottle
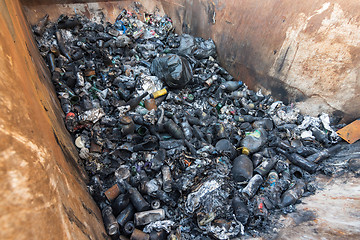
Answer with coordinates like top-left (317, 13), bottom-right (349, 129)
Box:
top-left (241, 128), bottom-right (267, 155)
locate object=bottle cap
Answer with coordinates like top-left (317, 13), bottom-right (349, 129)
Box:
top-left (152, 88), bottom-right (167, 99)
top-left (242, 147), bottom-right (250, 155)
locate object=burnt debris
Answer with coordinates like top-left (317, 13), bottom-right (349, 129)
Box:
top-left (33, 8), bottom-right (349, 240)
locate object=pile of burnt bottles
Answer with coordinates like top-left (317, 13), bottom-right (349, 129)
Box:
top-left (33, 8), bottom-right (345, 240)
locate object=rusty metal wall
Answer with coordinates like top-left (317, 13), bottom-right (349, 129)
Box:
top-left (1, 1), bottom-right (167, 239)
top-left (0, 1), bottom-right (167, 239)
top-left (0, 0), bottom-right (109, 239)
top-left (161, 0), bottom-right (360, 122)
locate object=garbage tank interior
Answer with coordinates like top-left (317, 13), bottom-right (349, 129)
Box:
top-left (0, 0), bottom-right (359, 239)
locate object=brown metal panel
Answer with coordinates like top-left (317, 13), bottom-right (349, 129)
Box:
top-left (337, 119), bottom-right (360, 144)
top-left (0, 0), bottom-right (107, 239)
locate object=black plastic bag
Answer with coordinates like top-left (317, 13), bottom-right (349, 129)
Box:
top-left (193, 39), bottom-right (216, 59)
top-left (151, 54), bottom-right (193, 89)
top-left (175, 34), bottom-right (196, 56)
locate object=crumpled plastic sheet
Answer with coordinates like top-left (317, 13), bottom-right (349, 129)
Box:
top-left (268, 101), bottom-right (283, 114)
top-left (59, 29), bottom-right (75, 43)
top-left (301, 130), bottom-right (314, 140)
top-left (139, 75), bottom-right (163, 96)
top-left (297, 113), bottom-right (339, 143)
top-left (78, 108), bottom-right (105, 123)
top-left (275, 106), bottom-right (300, 124)
top-left (319, 113), bottom-right (339, 142)
top-left (207, 219), bottom-right (244, 240)
top-left (143, 220), bottom-right (175, 233)
top-left (256, 89), bottom-right (264, 98)
top-left (193, 38), bottom-right (216, 59)
top-left (117, 106), bottom-right (130, 117)
top-left (175, 34), bottom-right (196, 56)
top-left (132, 65), bottom-right (151, 76)
top-left (297, 115), bottom-right (321, 130)
top-left (185, 178), bottom-right (226, 214)
top-left (150, 54), bottom-right (193, 89)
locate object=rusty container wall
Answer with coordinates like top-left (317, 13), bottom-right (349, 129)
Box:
top-left (1, 0), bottom-right (360, 239)
top-left (160, 0), bottom-right (360, 122)
top-left (0, 0), bottom-right (110, 239)
top-left (0, 1), bottom-right (166, 239)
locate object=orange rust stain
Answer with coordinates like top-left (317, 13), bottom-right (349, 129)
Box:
top-left (330, 196), bottom-right (360, 201)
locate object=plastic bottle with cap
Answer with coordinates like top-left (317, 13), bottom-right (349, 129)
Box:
top-left (241, 128), bottom-right (267, 155)
top-left (220, 81), bottom-right (243, 91)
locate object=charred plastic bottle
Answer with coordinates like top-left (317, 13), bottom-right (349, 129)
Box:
top-left (279, 180), bottom-right (306, 207)
top-left (161, 165), bottom-right (172, 193)
top-left (34, 14), bottom-right (49, 36)
top-left (229, 90), bottom-right (247, 99)
top-left (252, 153), bottom-right (263, 168)
top-left (306, 144), bottom-right (342, 163)
top-left (241, 128), bottom-right (267, 155)
top-left (220, 80), bottom-right (243, 91)
top-left (254, 153), bottom-right (278, 177)
top-left (164, 119), bottom-right (184, 139)
top-left (127, 92), bottom-right (149, 110)
top-left (55, 28), bottom-right (72, 60)
top-left (102, 205), bottom-right (120, 237)
top-left (232, 193), bottom-right (249, 225)
top-left (215, 139), bottom-right (237, 160)
top-left (127, 185), bottom-right (150, 211)
top-left (117, 204), bottom-right (135, 227)
top-left (112, 194), bottom-right (130, 216)
top-left (180, 117), bottom-right (193, 140)
top-left (242, 174), bottom-right (263, 199)
top-left (311, 127), bottom-right (331, 147)
top-left (252, 118), bottom-right (274, 131)
top-left (276, 148), bottom-right (318, 173)
top-left (232, 155), bottom-right (253, 182)
top-left (134, 209), bottom-right (165, 226)
top-left (295, 145), bottom-right (319, 157)
top-left (130, 229), bottom-right (150, 240)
